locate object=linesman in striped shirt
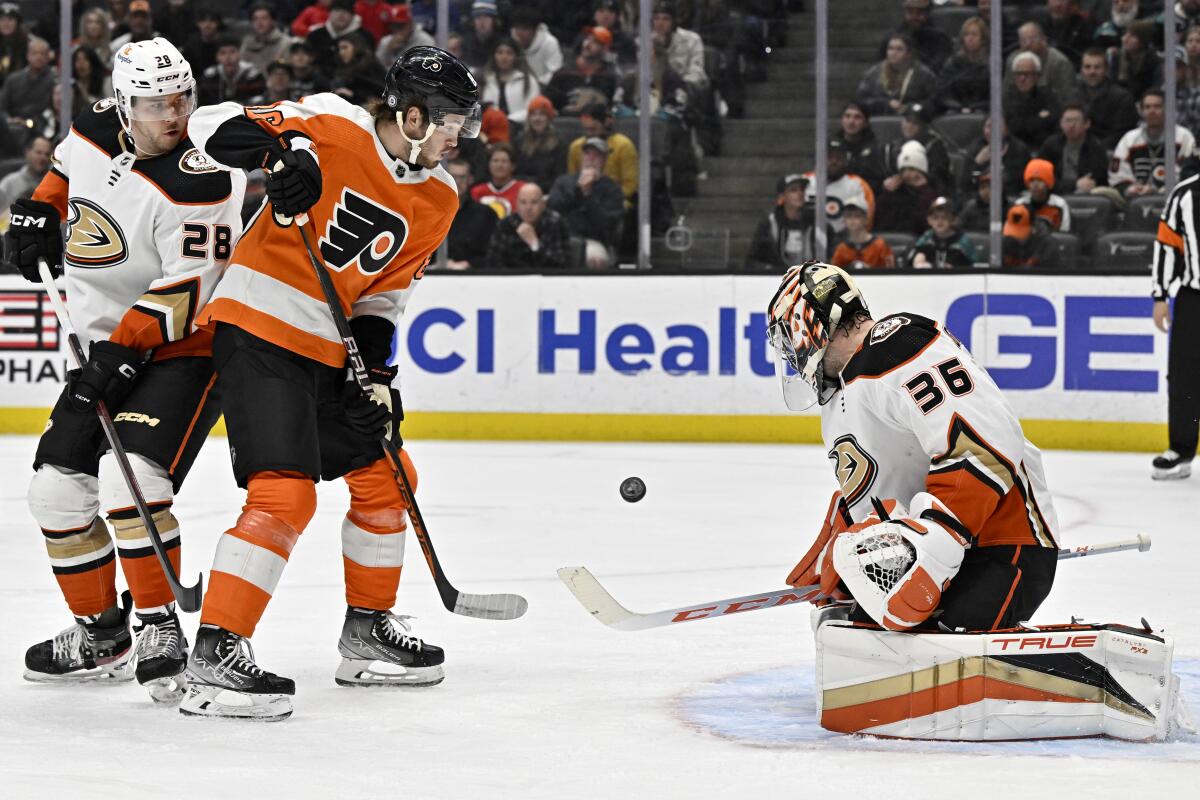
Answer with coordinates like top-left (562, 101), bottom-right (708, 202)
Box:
top-left (1151, 171), bottom-right (1200, 479)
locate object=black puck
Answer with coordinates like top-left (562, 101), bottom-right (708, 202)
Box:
top-left (620, 476), bottom-right (646, 503)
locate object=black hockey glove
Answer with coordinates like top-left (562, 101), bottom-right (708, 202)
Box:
top-left (67, 340), bottom-right (144, 413)
top-left (4, 198), bottom-right (63, 283)
top-left (342, 364), bottom-right (398, 441)
top-left (265, 141), bottom-right (322, 219)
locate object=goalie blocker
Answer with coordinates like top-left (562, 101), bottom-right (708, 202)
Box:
top-left (816, 621), bottom-right (1194, 741)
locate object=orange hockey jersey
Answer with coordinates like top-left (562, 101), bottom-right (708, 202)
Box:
top-left (186, 93), bottom-right (459, 367)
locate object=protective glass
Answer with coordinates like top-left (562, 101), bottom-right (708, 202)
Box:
top-left (129, 88), bottom-right (196, 122)
top-left (431, 103), bottom-right (482, 138)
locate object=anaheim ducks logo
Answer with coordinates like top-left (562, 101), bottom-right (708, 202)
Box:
top-left (65, 198), bottom-right (128, 268)
top-left (317, 188), bottom-right (409, 274)
top-left (827, 434), bottom-right (878, 509)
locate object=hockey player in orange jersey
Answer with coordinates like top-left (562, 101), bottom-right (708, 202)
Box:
top-left (178, 47), bottom-right (479, 720)
top-left (767, 262), bottom-right (1059, 633)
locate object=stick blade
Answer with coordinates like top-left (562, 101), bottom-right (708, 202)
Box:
top-left (557, 567), bottom-right (648, 630)
top-left (175, 573), bottom-right (204, 614)
top-left (451, 591), bottom-right (528, 620)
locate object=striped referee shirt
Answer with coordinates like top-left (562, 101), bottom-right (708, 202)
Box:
top-left (1153, 173), bottom-right (1200, 300)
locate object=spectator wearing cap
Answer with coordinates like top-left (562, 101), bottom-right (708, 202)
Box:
top-left (462, 0), bottom-right (503, 72)
top-left (0, 3), bottom-right (28, 88)
top-left (746, 174), bottom-right (825, 270)
top-left (200, 35), bottom-right (266, 105)
top-left (1002, 203), bottom-right (1061, 268)
top-left (481, 106), bottom-right (510, 144)
top-left (803, 140), bottom-right (877, 234)
top-left (307, 0), bottom-right (368, 72)
top-left (183, 6), bottom-right (224, 76)
top-left (958, 168), bottom-right (993, 233)
top-left (488, 182), bottom-right (572, 270)
top-left (1006, 22), bottom-right (1075, 100)
top-left (567, 102), bottom-right (637, 205)
top-left (471, 143), bottom-right (528, 219)
top-left (293, 0), bottom-right (333, 37)
top-left (111, 0), bottom-right (158, 53)
top-left (1107, 89), bottom-right (1197, 202)
top-left (511, 7), bottom-right (563, 87)
top-left (856, 33), bottom-right (937, 117)
top-left (967, 115), bottom-right (1032, 201)
top-left (377, 4), bottom-right (436, 67)
top-left (650, 2), bottom-right (708, 92)
top-left (251, 60), bottom-right (297, 105)
top-left (878, 0), bottom-right (952, 72)
top-left (544, 27), bottom-right (619, 115)
top-left (75, 9), bottom-right (112, 70)
top-left (242, 3), bottom-right (294, 75)
top-left (584, 0), bottom-right (637, 67)
top-left (514, 95), bottom-right (567, 192)
top-left (832, 201), bottom-right (896, 270)
top-left (0, 36), bottom-right (53, 149)
top-left (445, 157), bottom-right (498, 271)
top-left (483, 38), bottom-right (541, 124)
top-left (355, 0), bottom-right (395, 44)
top-left (1111, 19), bottom-right (1162, 101)
top-left (0, 134), bottom-right (50, 220)
top-left (1038, 103), bottom-right (1110, 193)
top-left (1014, 158), bottom-right (1071, 232)
top-left (883, 102), bottom-right (950, 195)
top-left (832, 102), bottom-right (888, 193)
top-left (288, 40), bottom-right (331, 95)
top-left (936, 14), bottom-right (989, 114)
top-left (1069, 46), bottom-right (1140, 150)
top-left (909, 197), bottom-right (977, 268)
top-left (875, 140), bottom-right (938, 235)
top-left (332, 33), bottom-right (383, 106)
top-left (548, 136), bottom-right (625, 269)
top-left (1004, 51), bottom-right (1062, 150)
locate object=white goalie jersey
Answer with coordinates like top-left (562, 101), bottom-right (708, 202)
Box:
top-left (822, 312), bottom-right (1059, 549)
top-left (32, 99), bottom-right (245, 358)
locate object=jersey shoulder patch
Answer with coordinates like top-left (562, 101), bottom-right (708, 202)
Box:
top-left (842, 313), bottom-right (940, 384)
top-left (70, 101), bottom-right (125, 158)
top-left (131, 138), bottom-right (233, 205)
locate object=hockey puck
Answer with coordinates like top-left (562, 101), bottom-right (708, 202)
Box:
top-left (620, 476), bottom-right (646, 503)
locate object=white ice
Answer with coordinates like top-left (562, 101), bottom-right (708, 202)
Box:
top-left (0, 437), bottom-right (1197, 798)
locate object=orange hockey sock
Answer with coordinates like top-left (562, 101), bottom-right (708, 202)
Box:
top-left (341, 452), bottom-right (417, 610)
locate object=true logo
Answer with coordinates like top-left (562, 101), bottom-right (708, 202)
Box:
top-left (65, 198), bottom-right (128, 268)
top-left (318, 188), bottom-right (409, 274)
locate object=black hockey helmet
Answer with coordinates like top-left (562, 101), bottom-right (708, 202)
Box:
top-left (383, 46), bottom-right (481, 138)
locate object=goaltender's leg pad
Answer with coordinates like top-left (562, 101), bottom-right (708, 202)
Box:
top-left (815, 621), bottom-right (1192, 741)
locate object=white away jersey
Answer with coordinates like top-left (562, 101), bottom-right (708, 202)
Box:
top-left (822, 313), bottom-right (1059, 549)
top-left (33, 98), bottom-right (245, 358)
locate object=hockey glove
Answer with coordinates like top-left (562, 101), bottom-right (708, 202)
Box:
top-left (4, 198), bottom-right (63, 283)
top-left (342, 364), bottom-right (398, 442)
top-left (67, 340), bottom-right (144, 413)
top-left (265, 139), bottom-right (322, 219)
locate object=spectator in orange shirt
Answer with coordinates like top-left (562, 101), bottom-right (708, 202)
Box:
top-left (832, 202), bottom-right (896, 269)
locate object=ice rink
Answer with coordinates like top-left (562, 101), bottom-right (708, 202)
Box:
top-left (0, 436), bottom-right (1197, 798)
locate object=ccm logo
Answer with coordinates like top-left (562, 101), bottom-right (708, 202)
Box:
top-left (670, 593), bottom-right (807, 623)
top-left (991, 634), bottom-right (1098, 651)
top-left (9, 214), bottom-right (46, 228)
top-left (114, 412), bottom-right (160, 427)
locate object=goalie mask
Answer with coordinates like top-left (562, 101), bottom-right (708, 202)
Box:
top-left (767, 261), bottom-right (868, 410)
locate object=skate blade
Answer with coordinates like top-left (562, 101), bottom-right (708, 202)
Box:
top-left (142, 674), bottom-right (187, 705)
top-left (334, 658), bottom-right (445, 687)
top-left (23, 663), bottom-right (135, 684)
top-left (178, 684), bottom-right (293, 721)
top-left (1152, 464), bottom-right (1192, 480)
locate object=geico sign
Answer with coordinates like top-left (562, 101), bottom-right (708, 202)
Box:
top-left (945, 293), bottom-right (1157, 393)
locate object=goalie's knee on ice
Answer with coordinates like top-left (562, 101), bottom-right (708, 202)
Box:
top-left (28, 464), bottom-right (100, 530)
top-left (98, 451), bottom-right (173, 513)
top-left (245, 470), bottom-right (317, 533)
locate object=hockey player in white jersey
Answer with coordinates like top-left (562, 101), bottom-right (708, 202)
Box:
top-left (2, 38), bottom-right (244, 702)
top-left (767, 261), bottom-right (1059, 632)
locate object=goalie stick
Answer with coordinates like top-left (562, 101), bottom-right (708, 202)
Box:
top-left (287, 207), bottom-right (527, 620)
top-left (557, 534), bottom-right (1151, 631)
top-left (38, 261), bottom-right (203, 612)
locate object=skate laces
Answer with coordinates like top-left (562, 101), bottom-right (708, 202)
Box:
top-left (214, 633), bottom-right (265, 679)
top-left (134, 620), bottom-right (179, 663)
top-left (51, 624), bottom-right (85, 661)
top-left (378, 613), bottom-right (424, 651)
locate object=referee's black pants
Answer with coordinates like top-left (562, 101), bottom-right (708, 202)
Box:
top-left (1168, 287), bottom-right (1200, 459)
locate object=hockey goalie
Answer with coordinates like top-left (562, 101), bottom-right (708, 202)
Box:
top-left (767, 261), bottom-right (1193, 742)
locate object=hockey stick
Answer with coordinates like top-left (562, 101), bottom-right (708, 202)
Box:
top-left (287, 211), bottom-right (527, 620)
top-left (558, 534), bottom-right (1152, 631)
top-left (38, 261), bottom-right (203, 612)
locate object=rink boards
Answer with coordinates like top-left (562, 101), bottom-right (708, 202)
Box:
top-left (0, 273), bottom-right (1166, 451)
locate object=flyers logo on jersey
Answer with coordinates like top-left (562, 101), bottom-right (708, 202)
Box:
top-left (65, 198), bottom-right (128, 268)
top-left (318, 188), bottom-right (409, 274)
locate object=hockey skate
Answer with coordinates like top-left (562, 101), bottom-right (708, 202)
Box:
top-left (1152, 449), bottom-right (1192, 480)
top-left (132, 609), bottom-right (189, 704)
top-left (179, 624), bottom-right (295, 721)
top-left (23, 591), bottom-right (134, 683)
top-left (335, 607), bottom-right (445, 687)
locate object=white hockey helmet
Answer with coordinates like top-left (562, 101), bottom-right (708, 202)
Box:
top-left (111, 37), bottom-right (196, 134)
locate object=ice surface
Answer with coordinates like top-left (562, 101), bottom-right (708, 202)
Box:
top-left (0, 438), bottom-right (1197, 797)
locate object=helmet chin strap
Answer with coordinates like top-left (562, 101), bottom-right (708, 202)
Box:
top-left (398, 121), bottom-right (436, 165)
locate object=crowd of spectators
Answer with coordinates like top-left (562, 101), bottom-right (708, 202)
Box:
top-left (746, 0), bottom-right (1200, 271)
